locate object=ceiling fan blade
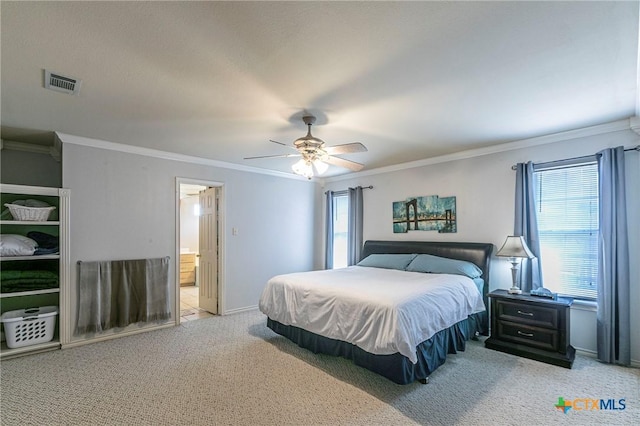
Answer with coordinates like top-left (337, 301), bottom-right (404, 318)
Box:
top-left (324, 142), bottom-right (367, 155)
top-left (269, 140), bottom-right (299, 151)
top-left (244, 153), bottom-right (300, 160)
top-left (324, 156), bottom-right (365, 171)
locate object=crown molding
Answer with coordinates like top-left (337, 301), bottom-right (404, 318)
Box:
top-left (630, 116), bottom-right (640, 136)
top-left (0, 139), bottom-right (61, 162)
top-left (322, 118), bottom-right (633, 183)
top-left (1, 139), bottom-right (50, 154)
top-left (51, 134), bottom-right (63, 162)
top-left (56, 132), bottom-right (313, 182)
top-left (40, 117), bottom-right (637, 185)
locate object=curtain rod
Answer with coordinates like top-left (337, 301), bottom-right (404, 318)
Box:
top-left (510, 144), bottom-right (640, 170)
top-left (324, 185), bottom-right (373, 195)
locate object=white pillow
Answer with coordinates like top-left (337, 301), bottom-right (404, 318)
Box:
top-left (0, 234), bottom-right (37, 256)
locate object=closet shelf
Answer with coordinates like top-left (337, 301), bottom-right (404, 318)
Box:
top-left (0, 340), bottom-right (60, 359)
top-left (1, 288), bottom-right (60, 298)
top-left (0, 220), bottom-right (60, 226)
top-left (0, 254), bottom-right (60, 262)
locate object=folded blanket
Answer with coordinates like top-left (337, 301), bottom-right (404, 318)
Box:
top-left (26, 231), bottom-right (59, 249)
top-left (0, 270), bottom-right (59, 293)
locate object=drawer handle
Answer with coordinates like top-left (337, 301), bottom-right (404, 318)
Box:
top-left (517, 310), bottom-right (534, 316)
top-left (517, 331), bottom-right (534, 337)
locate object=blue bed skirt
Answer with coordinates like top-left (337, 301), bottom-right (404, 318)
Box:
top-left (267, 311), bottom-right (486, 385)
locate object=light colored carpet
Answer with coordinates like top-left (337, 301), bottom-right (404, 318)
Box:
top-left (1, 310), bottom-right (638, 425)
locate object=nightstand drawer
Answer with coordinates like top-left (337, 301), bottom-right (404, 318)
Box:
top-left (496, 320), bottom-right (561, 352)
top-left (486, 290), bottom-right (574, 368)
top-left (495, 299), bottom-right (558, 329)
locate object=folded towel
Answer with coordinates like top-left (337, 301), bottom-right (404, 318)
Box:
top-left (27, 231), bottom-right (59, 249)
top-left (0, 270), bottom-right (59, 293)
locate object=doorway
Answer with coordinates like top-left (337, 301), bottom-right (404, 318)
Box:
top-left (176, 179), bottom-right (224, 324)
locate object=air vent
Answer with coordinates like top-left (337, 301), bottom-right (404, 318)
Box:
top-left (44, 70), bottom-right (82, 95)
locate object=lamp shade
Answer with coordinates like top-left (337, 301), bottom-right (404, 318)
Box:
top-left (313, 159), bottom-right (329, 175)
top-left (496, 236), bottom-right (534, 258)
top-left (292, 159), bottom-right (313, 179)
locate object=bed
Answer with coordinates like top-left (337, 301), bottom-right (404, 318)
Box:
top-left (259, 240), bottom-right (493, 385)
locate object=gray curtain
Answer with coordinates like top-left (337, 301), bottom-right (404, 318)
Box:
top-left (596, 146), bottom-right (630, 366)
top-left (324, 190), bottom-right (334, 270)
top-left (514, 162), bottom-right (543, 292)
top-left (347, 186), bottom-right (364, 266)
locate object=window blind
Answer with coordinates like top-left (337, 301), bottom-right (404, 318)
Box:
top-left (332, 194), bottom-right (349, 269)
top-left (534, 162), bottom-right (599, 299)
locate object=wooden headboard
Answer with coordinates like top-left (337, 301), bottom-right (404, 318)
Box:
top-left (360, 240), bottom-right (494, 333)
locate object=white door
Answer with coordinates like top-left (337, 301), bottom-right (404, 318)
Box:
top-left (198, 187), bottom-right (218, 314)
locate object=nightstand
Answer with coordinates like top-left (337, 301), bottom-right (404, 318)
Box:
top-left (484, 289), bottom-right (575, 368)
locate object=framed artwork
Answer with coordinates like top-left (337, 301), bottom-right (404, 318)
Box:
top-left (392, 195), bottom-right (456, 233)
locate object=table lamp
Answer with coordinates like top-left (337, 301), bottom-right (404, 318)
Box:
top-left (496, 236), bottom-right (535, 294)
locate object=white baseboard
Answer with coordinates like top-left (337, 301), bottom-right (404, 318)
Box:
top-left (575, 347), bottom-right (597, 358)
top-left (222, 305), bottom-right (259, 315)
top-left (62, 321), bottom-right (174, 349)
top-left (575, 347), bottom-right (640, 368)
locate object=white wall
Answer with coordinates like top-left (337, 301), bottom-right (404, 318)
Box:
top-left (320, 125), bottom-right (640, 363)
top-left (179, 195), bottom-right (199, 253)
top-left (62, 139), bottom-right (318, 337)
top-left (0, 149), bottom-right (62, 188)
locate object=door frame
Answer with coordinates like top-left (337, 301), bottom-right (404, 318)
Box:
top-left (175, 177), bottom-right (226, 324)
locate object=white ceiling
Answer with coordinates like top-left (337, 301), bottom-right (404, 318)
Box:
top-left (1, 1), bottom-right (638, 177)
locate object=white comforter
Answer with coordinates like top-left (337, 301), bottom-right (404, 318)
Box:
top-left (258, 266), bottom-right (485, 363)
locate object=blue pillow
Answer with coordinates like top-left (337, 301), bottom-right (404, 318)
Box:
top-left (472, 277), bottom-right (485, 294)
top-left (406, 254), bottom-right (483, 278)
top-left (357, 254), bottom-right (417, 270)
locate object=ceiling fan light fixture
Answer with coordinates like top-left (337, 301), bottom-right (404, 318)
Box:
top-left (313, 159), bottom-right (329, 175)
top-left (292, 158), bottom-right (314, 179)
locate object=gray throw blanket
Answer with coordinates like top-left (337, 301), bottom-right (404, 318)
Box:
top-left (75, 257), bottom-right (171, 335)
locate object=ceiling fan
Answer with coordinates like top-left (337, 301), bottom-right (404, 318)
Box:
top-left (244, 114), bottom-right (367, 179)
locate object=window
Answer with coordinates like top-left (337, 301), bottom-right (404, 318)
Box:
top-left (534, 161), bottom-right (599, 299)
top-left (332, 193), bottom-right (349, 269)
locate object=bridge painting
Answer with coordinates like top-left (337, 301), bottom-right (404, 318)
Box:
top-left (392, 195), bottom-right (456, 233)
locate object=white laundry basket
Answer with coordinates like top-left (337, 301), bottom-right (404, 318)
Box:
top-left (0, 306), bottom-right (58, 348)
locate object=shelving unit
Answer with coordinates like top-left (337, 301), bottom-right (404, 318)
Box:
top-left (0, 184), bottom-right (70, 359)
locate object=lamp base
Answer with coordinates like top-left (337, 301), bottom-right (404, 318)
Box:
top-left (507, 287), bottom-right (522, 295)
